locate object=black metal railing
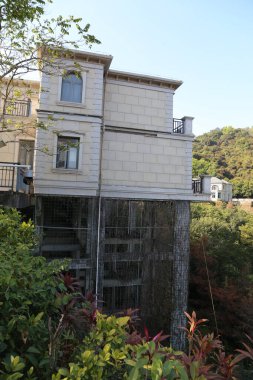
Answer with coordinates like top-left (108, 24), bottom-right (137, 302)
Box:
top-left (173, 118), bottom-right (184, 134)
top-left (0, 162), bottom-right (18, 190)
top-left (3, 99), bottom-right (31, 117)
top-left (192, 178), bottom-right (202, 194)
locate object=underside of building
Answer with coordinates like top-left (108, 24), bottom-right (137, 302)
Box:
top-left (35, 195), bottom-right (190, 343)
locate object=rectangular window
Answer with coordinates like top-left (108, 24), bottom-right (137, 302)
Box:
top-left (218, 192), bottom-right (221, 199)
top-left (56, 136), bottom-right (79, 169)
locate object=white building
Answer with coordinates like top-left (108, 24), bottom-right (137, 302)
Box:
top-left (0, 49), bottom-right (211, 348)
top-left (211, 177), bottom-right (232, 202)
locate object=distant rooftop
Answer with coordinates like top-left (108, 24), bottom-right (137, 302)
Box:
top-left (211, 177), bottom-right (231, 185)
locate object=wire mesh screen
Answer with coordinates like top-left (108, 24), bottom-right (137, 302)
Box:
top-left (36, 196), bottom-right (98, 291)
top-left (101, 199), bottom-right (175, 332)
top-left (36, 196), bottom-right (176, 332)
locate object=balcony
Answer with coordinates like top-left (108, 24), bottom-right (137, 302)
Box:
top-left (0, 163), bottom-right (17, 191)
top-left (0, 162), bottom-right (33, 208)
top-left (0, 163), bottom-right (32, 192)
top-left (3, 99), bottom-right (31, 117)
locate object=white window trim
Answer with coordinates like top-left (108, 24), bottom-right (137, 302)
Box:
top-left (57, 69), bottom-right (87, 106)
top-left (52, 131), bottom-right (84, 172)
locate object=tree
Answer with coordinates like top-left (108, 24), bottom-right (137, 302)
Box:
top-left (0, 0), bottom-right (46, 29)
top-left (0, 0), bottom-right (100, 145)
top-left (193, 127), bottom-right (253, 197)
top-left (189, 203), bottom-right (253, 348)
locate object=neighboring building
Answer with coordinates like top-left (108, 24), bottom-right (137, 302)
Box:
top-left (210, 177), bottom-right (232, 202)
top-left (0, 49), bottom-right (211, 347)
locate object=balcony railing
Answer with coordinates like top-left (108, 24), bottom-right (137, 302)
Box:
top-left (173, 118), bottom-right (184, 134)
top-left (192, 178), bottom-right (202, 194)
top-left (3, 99), bottom-right (31, 117)
top-left (0, 163), bottom-right (18, 190)
top-left (0, 163), bottom-right (31, 192)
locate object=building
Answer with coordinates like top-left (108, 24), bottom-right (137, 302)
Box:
top-left (210, 177), bottom-right (232, 202)
top-left (0, 49), bottom-right (211, 347)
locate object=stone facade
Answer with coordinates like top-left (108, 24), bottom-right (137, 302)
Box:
top-left (33, 50), bottom-right (209, 203)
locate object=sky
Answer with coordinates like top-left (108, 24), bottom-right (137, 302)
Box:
top-left (44, 0), bottom-right (253, 136)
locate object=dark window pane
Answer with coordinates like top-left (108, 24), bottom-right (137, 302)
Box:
top-left (56, 136), bottom-right (79, 169)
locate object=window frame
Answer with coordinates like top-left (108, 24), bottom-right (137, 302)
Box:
top-left (58, 70), bottom-right (87, 106)
top-left (55, 135), bottom-right (80, 170)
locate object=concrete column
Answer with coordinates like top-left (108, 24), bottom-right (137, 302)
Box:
top-left (170, 200), bottom-right (190, 350)
top-left (182, 116), bottom-right (194, 135)
top-left (200, 175), bottom-right (211, 194)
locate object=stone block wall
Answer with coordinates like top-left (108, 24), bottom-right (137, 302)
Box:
top-left (104, 79), bottom-right (174, 133)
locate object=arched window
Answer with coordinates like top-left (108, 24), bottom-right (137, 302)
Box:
top-left (60, 72), bottom-right (83, 103)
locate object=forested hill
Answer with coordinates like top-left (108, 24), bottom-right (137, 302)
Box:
top-left (192, 126), bottom-right (253, 198)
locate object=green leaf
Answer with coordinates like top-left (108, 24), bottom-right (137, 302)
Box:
top-left (190, 361), bottom-right (199, 379)
top-left (27, 346), bottom-right (41, 354)
top-left (58, 368), bottom-right (69, 376)
top-left (103, 343), bottom-right (111, 354)
top-left (128, 366), bottom-right (140, 380)
top-left (117, 316), bottom-right (130, 327)
top-left (4, 373), bottom-right (24, 380)
top-left (33, 312), bottom-right (44, 323)
top-left (124, 359), bottom-right (136, 367)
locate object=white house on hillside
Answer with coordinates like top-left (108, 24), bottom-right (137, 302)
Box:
top-left (211, 177), bottom-right (232, 202)
top-left (0, 49), bottom-right (211, 348)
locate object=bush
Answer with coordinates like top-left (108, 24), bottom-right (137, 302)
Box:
top-left (53, 311), bottom-right (253, 380)
top-left (0, 208), bottom-right (95, 379)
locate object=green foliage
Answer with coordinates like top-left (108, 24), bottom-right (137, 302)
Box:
top-left (0, 0), bottom-right (47, 28)
top-left (192, 158), bottom-right (216, 177)
top-left (53, 311), bottom-right (188, 380)
top-left (0, 208), bottom-right (36, 248)
top-left (1, 208), bottom-right (253, 379)
top-left (191, 203), bottom-right (253, 285)
top-left (0, 208), bottom-right (69, 379)
top-left (193, 127), bottom-right (253, 197)
top-left (52, 313), bottom-right (130, 380)
top-left (189, 203), bottom-right (253, 348)
top-left (54, 311), bottom-right (251, 380)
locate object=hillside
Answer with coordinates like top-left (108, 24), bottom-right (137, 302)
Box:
top-left (192, 126), bottom-right (253, 197)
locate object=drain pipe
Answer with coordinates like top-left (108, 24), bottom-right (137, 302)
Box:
top-left (95, 70), bottom-right (107, 308)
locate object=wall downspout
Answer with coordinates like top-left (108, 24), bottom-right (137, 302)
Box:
top-left (95, 70), bottom-right (107, 308)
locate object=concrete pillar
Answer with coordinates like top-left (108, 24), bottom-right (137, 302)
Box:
top-left (182, 116), bottom-right (194, 135)
top-left (170, 200), bottom-right (190, 350)
top-left (200, 175), bottom-right (211, 194)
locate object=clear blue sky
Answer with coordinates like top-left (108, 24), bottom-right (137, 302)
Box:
top-left (45, 0), bottom-right (253, 135)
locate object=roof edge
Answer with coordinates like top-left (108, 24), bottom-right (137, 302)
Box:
top-left (107, 69), bottom-right (183, 90)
